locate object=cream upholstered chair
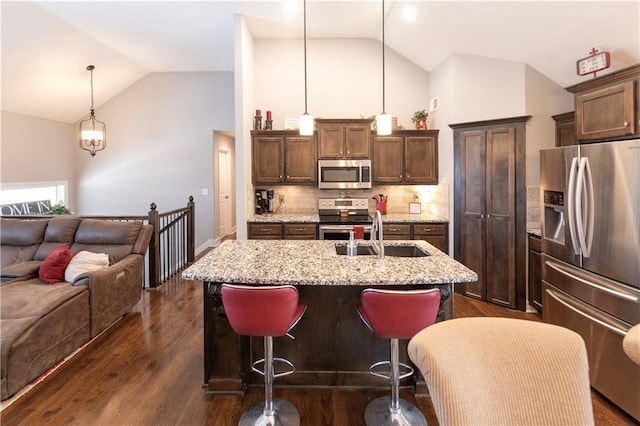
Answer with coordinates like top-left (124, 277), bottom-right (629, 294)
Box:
top-left (623, 323), bottom-right (640, 366)
top-left (408, 317), bottom-right (594, 426)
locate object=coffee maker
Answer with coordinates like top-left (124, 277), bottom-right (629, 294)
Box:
top-left (255, 189), bottom-right (275, 215)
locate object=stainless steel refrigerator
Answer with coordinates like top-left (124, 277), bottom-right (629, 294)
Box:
top-left (540, 139), bottom-right (639, 422)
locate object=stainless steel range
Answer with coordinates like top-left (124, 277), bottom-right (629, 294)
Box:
top-left (318, 197), bottom-right (372, 240)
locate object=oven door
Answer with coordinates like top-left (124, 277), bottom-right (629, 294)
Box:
top-left (319, 224), bottom-right (372, 240)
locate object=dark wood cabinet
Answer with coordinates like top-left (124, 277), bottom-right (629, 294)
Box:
top-left (565, 64), bottom-right (640, 143)
top-left (413, 223), bottom-right (448, 254)
top-left (316, 118), bottom-right (372, 159)
top-left (452, 116), bottom-right (529, 311)
top-left (528, 233), bottom-right (542, 312)
top-left (382, 222), bottom-right (449, 254)
top-left (552, 111), bottom-right (576, 147)
top-left (252, 131), bottom-right (316, 185)
top-left (248, 223), bottom-right (283, 239)
top-left (373, 130), bottom-right (438, 185)
top-left (383, 224), bottom-right (411, 240)
top-left (284, 223), bottom-right (317, 240)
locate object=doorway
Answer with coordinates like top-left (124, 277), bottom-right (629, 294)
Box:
top-left (214, 131), bottom-right (235, 245)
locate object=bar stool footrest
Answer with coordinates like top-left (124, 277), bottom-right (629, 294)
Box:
top-left (369, 360), bottom-right (414, 381)
top-left (251, 356), bottom-right (296, 379)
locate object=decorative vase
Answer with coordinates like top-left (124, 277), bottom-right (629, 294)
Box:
top-left (414, 119), bottom-right (427, 130)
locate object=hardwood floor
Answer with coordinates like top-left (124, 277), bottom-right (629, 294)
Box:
top-left (1, 274), bottom-right (636, 425)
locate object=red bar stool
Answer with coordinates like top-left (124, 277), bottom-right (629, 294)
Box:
top-left (221, 284), bottom-right (307, 426)
top-left (357, 288), bottom-right (441, 426)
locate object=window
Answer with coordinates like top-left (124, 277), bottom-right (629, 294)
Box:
top-left (0, 182), bottom-right (68, 215)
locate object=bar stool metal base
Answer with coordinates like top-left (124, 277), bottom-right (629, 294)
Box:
top-left (239, 398), bottom-right (300, 426)
top-left (364, 396), bottom-right (427, 426)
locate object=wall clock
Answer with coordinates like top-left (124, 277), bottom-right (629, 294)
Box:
top-left (576, 49), bottom-right (611, 76)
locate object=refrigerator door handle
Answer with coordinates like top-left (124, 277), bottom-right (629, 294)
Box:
top-left (576, 157), bottom-right (595, 258)
top-left (567, 157), bottom-right (580, 255)
top-left (546, 288), bottom-right (627, 337)
top-left (545, 260), bottom-right (640, 303)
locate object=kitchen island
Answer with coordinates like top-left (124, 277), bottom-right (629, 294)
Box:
top-left (182, 239), bottom-right (477, 394)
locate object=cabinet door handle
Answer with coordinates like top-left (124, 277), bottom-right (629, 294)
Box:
top-left (347, 150), bottom-right (350, 154)
top-left (260, 228), bottom-right (271, 232)
top-left (287, 175), bottom-right (290, 179)
top-left (407, 174), bottom-right (410, 178)
top-left (624, 121), bottom-right (629, 127)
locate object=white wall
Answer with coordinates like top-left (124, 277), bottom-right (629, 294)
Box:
top-left (524, 65), bottom-right (574, 184)
top-left (425, 53), bottom-right (572, 252)
top-left (254, 38), bottom-right (429, 130)
top-left (235, 15), bottom-right (255, 240)
top-left (1, 111), bottom-right (77, 209)
top-left (74, 72), bottom-right (234, 249)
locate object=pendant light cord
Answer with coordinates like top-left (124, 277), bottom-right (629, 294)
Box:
top-left (303, 0), bottom-right (309, 115)
top-left (87, 65), bottom-right (96, 113)
top-left (381, 0), bottom-right (386, 114)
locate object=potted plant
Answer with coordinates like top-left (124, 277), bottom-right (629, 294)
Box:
top-left (411, 109), bottom-right (428, 130)
top-left (47, 201), bottom-right (71, 215)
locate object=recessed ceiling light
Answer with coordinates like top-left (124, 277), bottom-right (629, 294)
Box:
top-left (402, 6), bottom-right (417, 22)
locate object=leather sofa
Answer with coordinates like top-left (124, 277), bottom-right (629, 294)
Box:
top-left (0, 216), bottom-right (152, 400)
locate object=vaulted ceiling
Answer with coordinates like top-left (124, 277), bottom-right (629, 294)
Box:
top-left (2, 1), bottom-right (638, 124)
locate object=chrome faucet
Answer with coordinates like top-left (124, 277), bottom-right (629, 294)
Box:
top-left (370, 209), bottom-right (384, 259)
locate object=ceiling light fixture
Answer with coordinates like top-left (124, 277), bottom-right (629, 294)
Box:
top-left (79, 65), bottom-right (106, 157)
top-left (299, 0), bottom-right (314, 136)
top-left (376, 0), bottom-right (392, 136)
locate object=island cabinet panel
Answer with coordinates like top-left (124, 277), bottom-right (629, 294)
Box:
top-left (528, 233), bottom-right (542, 312)
top-left (452, 116), bottom-right (529, 311)
top-left (248, 223), bottom-right (282, 239)
top-left (317, 118), bottom-right (372, 159)
top-left (203, 282), bottom-right (452, 394)
top-left (373, 130), bottom-right (439, 185)
top-left (283, 223), bottom-right (317, 239)
top-left (252, 131), bottom-right (317, 185)
top-left (565, 64), bottom-right (640, 143)
top-left (184, 239), bottom-right (477, 395)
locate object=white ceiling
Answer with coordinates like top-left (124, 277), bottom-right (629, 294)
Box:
top-left (2, 1), bottom-right (639, 124)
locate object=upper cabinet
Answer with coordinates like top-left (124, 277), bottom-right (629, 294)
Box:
top-left (551, 112), bottom-right (577, 147)
top-left (252, 131), bottom-right (317, 185)
top-left (565, 64), bottom-right (640, 143)
top-left (373, 130), bottom-right (439, 185)
top-left (316, 118), bottom-right (372, 159)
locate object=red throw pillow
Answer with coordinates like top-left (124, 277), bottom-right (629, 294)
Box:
top-left (39, 246), bottom-right (74, 284)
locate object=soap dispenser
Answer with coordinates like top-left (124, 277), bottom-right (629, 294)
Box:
top-left (347, 231), bottom-right (357, 257)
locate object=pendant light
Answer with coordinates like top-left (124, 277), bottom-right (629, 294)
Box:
top-left (299, 0), bottom-right (314, 136)
top-left (376, 0), bottom-right (392, 136)
top-left (79, 65), bottom-right (107, 156)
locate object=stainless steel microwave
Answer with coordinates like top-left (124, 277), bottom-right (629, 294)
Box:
top-left (318, 159), bottom-right (372, 189)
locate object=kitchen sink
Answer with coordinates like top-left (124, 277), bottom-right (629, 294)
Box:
top-left (335, 245), bottom-right (375, 256)
top-left (334, 244), bottom-right (429, 257)
top-left (383, 245), bottom-right (429, 257)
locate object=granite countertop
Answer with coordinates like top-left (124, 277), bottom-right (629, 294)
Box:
top-left (528, 228), bottom-right (541, 237)
top-left (247, 213), bottom-right (448, 223)
top-left (182, 240), bottom-right (477, 286)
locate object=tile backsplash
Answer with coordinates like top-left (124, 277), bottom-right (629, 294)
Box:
top-left (258, 184), bottom-right (449, 219)
top-left (527, 186), bottom-right (540, 230)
